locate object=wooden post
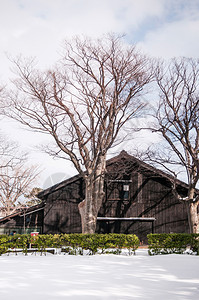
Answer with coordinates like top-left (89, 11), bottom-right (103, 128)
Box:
top-left (23, 209), bottom-right (26, 234)
top-left (152, 220), bottom-right (154, 234)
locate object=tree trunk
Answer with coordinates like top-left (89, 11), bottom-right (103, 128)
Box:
top-left (78, 156), bottom-right (106, 233)
top-left (187, 201), bottom-right (199, 233)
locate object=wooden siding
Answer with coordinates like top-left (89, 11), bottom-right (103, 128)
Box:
top-left (42, 155), bottom-right (189, 242)
top-left (43, 179), bottom-right (83, 234)
top-left (0, 209), bottom-right (44, 234)
top-left (96, 162), bottom-right (189, 241)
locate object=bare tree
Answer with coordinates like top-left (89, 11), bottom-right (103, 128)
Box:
top-left (152, 57), bottom-right (199, 233)
top-left (3, 35), bottom-right (152, 233)
top-left (0, 162), bottom-right (40, 217)
top-left (0, 135), bottom-right (25, 170)
top-left (0, 134), bottom-right (40, 217)
top-left (25, 187), bottom-right (43, 207)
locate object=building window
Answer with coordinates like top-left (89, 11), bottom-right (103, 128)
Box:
top-left (107, 179), bottom-right (131, 200)
top-left (123, 184), bottom-right (129, 200)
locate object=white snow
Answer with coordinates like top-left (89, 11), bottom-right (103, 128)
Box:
top-left (0, 249), bottom-right (198, 300)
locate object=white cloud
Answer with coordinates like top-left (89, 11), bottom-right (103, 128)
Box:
top-left (0, 0), bottom-right (166, 81)
top-left (139, 17), bottom-right (199, 58)
top-left (1, 0), bottom-right (199, 70)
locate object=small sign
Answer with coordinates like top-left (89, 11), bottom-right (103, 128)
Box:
top-left (123, 184), bottom-right (129, 191)
top-left (31, 232), bottom-right (39, 236)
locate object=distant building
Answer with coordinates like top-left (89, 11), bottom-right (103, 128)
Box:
top-left (0, 151), bottom-right (190, 241)
top-left (0, 204), bottom-right (44, 235)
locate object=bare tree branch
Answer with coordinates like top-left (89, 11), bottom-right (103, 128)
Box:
top-left (149, 57), bottom-right (199, 233)
top-left (2, 34), bottom-right (153, 232)
top-left (0, 133), bottom-right (41, 217)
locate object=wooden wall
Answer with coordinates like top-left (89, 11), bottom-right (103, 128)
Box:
top-left (97, 165), bottom-right (189, 241)
top-left (43, 157), bottom-right (189, 242)
top-left (43, 179), bottom-right (83, 234)
top-left (0, 209), bottom-right (44, 234)
top-left (0, 154), bottom-right (189, 240)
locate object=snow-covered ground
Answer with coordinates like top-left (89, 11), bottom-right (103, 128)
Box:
top-left (0, 249), bottom-right (198, 300)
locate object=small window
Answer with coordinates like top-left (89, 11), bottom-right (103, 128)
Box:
top-left (123, 184), bottom-right (129, 191)
top-left (107, 181), bottom-right (131, 200)
top-left (25, 216), bottom-right (30, 224)
top-left (123, 184), bottom-right (129, 199)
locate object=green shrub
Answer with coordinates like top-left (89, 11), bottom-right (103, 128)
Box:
top-left (147, 233), bottom-right (199, 255)
top-left (125, 234), bottom-right (140, 255)
top-left (0, 235), bottom-right (10, 255)
top-left (33, 234), bottom-right (55, 255)
top-left (14, 234), bottom-right (30, 255)
top-left (0, 233), bottom-right (140, 255)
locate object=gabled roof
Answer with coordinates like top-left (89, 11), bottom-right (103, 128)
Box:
top-left (38, 173), bottom-right (82, 199)
top-left (107, 150), bottom-right (189, 188)
top-left (38, 150), bottom-right (190, 199)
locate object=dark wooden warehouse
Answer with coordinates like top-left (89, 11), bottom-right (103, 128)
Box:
top-left (0, 203), bottom-right (44, 235)
top-left (0, 151), bottom-right (190, 241)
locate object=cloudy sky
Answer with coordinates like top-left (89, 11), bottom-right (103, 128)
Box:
top-left (0, 0), bottom-right (199, 188)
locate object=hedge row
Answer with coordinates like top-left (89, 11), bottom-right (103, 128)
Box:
top-left (147, 233), bottom-right (199, 255)
top-left (0, 233), bottom-right (140, 256)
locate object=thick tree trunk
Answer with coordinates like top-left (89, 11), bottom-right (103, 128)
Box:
top-left (78, 156), bottom-right (106, 233)
top-left (186, 201), bottom-right (199, 233)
